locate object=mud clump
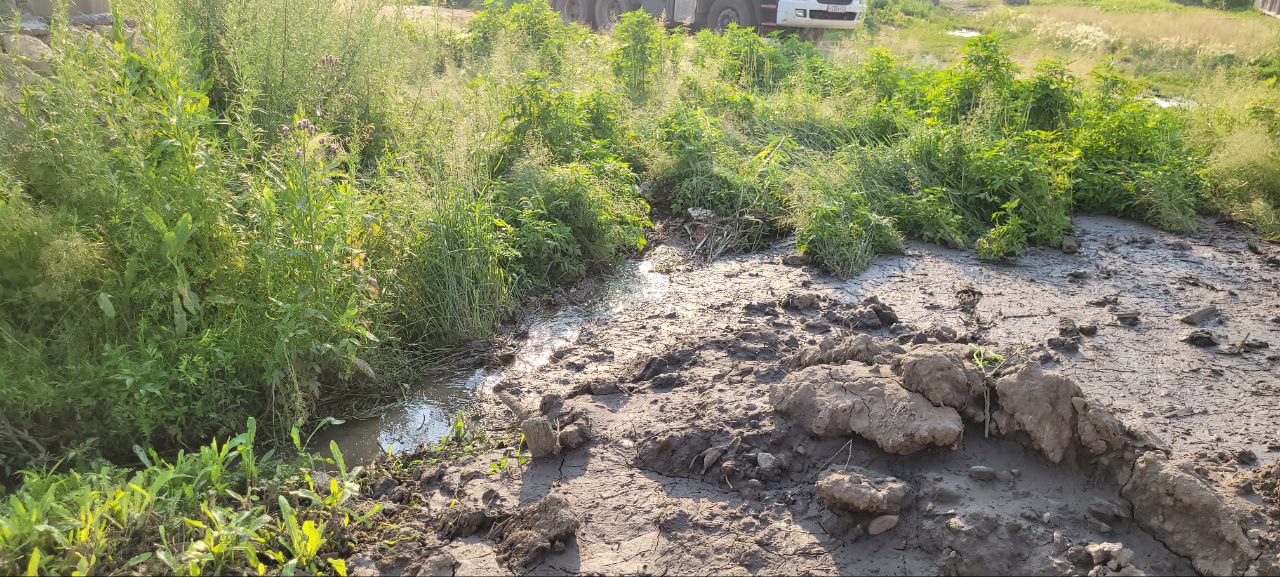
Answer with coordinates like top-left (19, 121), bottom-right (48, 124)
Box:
top-left (1121, 452), bottom-right (1256, 576)
top-left (816, 467), bottom-right (910, 515)
top-left (772, 363), bottom-right (963, 454)
top-left (496, 495), bottom-right (580, 569)
top-left (1182, 329), bottom-right (1219, 348)
top-left (784, 333), bottom-right (884, 368)
top-left (897, 345), bottom-right (986, 416)
top-left (1074, 396), bottom-right (1128, 456)
top-left (992, 362), bottom-right (1081, 464)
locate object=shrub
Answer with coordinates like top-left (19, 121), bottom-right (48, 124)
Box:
top-left (797, 192), bottom-right (903, 276)
top-left (609, 10), bottom-right (670, 98)
top-left (498, 158), bottom-right (651, 286)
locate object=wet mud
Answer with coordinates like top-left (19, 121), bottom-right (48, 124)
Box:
top-left (340, 215), bottom-right (1280, 576)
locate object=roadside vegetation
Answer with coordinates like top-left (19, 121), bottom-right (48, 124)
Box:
top-left (1, 0), bottom-right (1278, 573)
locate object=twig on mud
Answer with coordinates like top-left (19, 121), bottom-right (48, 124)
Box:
top-left (810, 439), bottom-right (854, 479)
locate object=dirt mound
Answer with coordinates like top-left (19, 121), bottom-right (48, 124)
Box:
top-left (340, 221), bottom-right (1280, 575)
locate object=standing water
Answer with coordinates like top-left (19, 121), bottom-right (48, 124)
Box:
top-left (311, 258), bottom-right (671, 463)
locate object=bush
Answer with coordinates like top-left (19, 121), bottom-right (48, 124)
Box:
top-left (498, 158), bottom-right (651, 286)
top-left (609, 10), bottom-right (672, 99)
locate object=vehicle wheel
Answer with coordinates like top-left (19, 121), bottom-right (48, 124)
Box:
top-left (798, 28), bottom-right (825, 43)
top-left (706, 0), bottom-right (756, 32)
top-left (594, 0), bottom-right (624, 31)
top-left (560, 0), bottom-right (591, 25)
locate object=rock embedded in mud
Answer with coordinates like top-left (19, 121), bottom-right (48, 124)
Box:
top-left (816, 467), bottom-right (910, 515)
top-left (558, 424), bottom-right (588, 450)
top-left (993, 362), bottom-right (1080, 463)
top-left (1112, 310), bottom-right (1141, 326)
top-left (1180, 305), bottom-right (1221, 325)
top-left (1182, 329), bottom-right (1218, 347)
top-left (755, 451), bottom-right (778, 472)
top-left (868, 514), bottom-right (900, 536)
top-left (1121, 452), bottom-right (1256, 576)
top-left (1062, 235), bottom-right (1081, 254)
top-left (496, 495), bottom-right (580, 569)
top-left (1087, 498), bottom-right (1130, 524)
top-left (1086, 542), bottom-right (1134, 567)
top-left (968, 466), bottom-right (998, 482)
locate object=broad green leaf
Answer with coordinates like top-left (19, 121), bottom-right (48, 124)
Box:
top-left (96, 292), bottom-right (116, 319)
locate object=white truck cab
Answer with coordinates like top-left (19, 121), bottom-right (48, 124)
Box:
top-left (558, 0), bottom-right (864, 38)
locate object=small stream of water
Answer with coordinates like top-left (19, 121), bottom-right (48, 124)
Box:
top-left (311, 259), bottom-right (670, 463)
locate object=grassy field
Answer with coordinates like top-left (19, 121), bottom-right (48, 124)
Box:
top-left (1, 0), bottom-right (1278, 573)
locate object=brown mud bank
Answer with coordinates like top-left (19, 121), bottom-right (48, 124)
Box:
top-left (341, 215), bottom-right (1280, 576)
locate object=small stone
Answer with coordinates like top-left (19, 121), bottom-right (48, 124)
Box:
top-left (1061, 235), bottom-right (1081, 254)
top-left (1180, 305), bottom-right (1221, 325)
top-left (1236, 450), bottom-right (1258, 465)
top-left (1087, 498), bottom-right (1130, 523)
top-left (558, 424), bottom-right (588, 450)
top-left (1058, 318), bottom-right (1080, 337)
top-left (422, 552), bottom-right (457, 577)
top-left (347, 556), bottom-right (381, 577)
top-left (1052, 531), bottom-right (1070, 553)
top-left (782, 254), bottom-right (810, 266)
top-left (868, 514), bottom-right (900, 536)
top-left (756, 452), bottom-right (778, 471)
top-left (968, 465), bottom-right (998, 482)
top-left (1078, 323), bottom-right (1098, 337)
top-left (1166, 239), bottom-right (1193, 251)
top-left (744, 478), bottom-right (764, 493)
top-left (1067, 545), bottom-right (1092, 567)
top-left (1113, 310), bottom-right (1141, 326)
top-left (1087, 542), bottom-right (1125, 565)
top-left (1182, 329), bottom-right (1218, 348)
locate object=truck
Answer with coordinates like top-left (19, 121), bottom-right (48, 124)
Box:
top-left (555, 0), bottom-right (864, 39)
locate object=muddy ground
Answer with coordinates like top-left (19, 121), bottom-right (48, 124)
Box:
top-left (341, 215), bottom-right (1280, 576)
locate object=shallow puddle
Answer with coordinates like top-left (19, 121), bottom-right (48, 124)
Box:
top-left (946, 28), bottom-right (983, 37)
top-left (313, 258), bottom-right (670, 463)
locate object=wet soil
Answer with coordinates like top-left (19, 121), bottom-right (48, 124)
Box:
top-left (341, 215), bottom-right (1280, 576)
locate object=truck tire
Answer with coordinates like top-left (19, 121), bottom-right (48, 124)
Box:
top-left (595, 0), bottom-right (624, 31)
top-left (706, 0), bottom-right (756, 32)
top-left (559, 0), bottom-right (592, 25)
top-left (798, 28), bottom-right (825, 43)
